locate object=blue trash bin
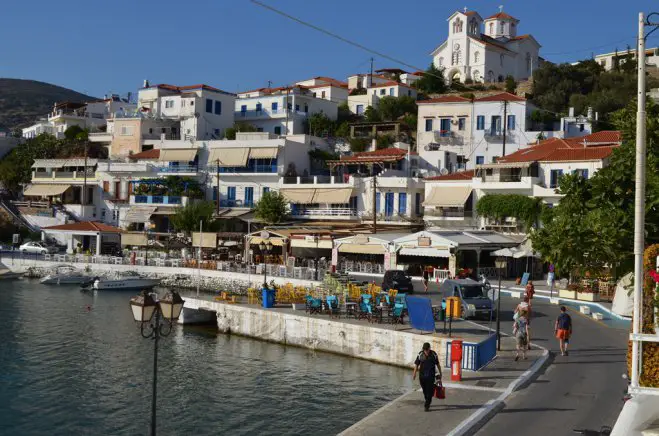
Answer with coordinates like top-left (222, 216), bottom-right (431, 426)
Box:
top-left (262, 287), bottom-right (275, 308)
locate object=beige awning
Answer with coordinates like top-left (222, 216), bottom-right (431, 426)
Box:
top-left (249, 147), bottom-right (279, 159)
top-left (338, 243), bottom-right (386, 255)
top-left (124, 206), bottom-right (157, 223)
top-left (159, 149), bottom-right (198, 162)
top-left (121, 233), bottom-right (148, 246)
top-left (208, 148), bottom-right (249, 167)
top-left (279, 189), bottom-right (316, 204)
top-left (24, 184), bottom-right (71, 196)
top-left (192, 232), bottom-right (217, 248)
top-left (250, 237), bottom-right (285, 246)
top-left (312, 188), bottom-right (353, 204)
top-left (423, 187), bottom-right (472, 207)
top-left (290, 238), bottom-right (334, 249)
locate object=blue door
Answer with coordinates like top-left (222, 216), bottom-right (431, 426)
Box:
top-left (385, 192), bottom-right (394, 217)
top-left (398, 193), bottom-right (407, 215)
top-left (244, 187), bottom-right (254, 207)
top-left (227, 186), bottom-right (236, 206)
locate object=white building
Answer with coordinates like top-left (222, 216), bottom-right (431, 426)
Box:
top-left (431, 8), bottom-right (541, 83)
top-left (422, 131), bottom-right (622, 230)
top-left (294, 76), bottom-right (349, 105)
top-left (235, 85), bottom-right (338, 135)
top-left (22, 96), bottom-right (135, 139)
top-left (593, 47), bottom-right (659, 71)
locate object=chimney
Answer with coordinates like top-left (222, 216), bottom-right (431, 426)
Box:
top-left (568, 107), bottom-right (575, 118)
top-left (371, 137), bottom-right (377, 151)
top-left (587, 106), bottom-right (594, 120)
top-left (143, 79), bottom-right (150, 88)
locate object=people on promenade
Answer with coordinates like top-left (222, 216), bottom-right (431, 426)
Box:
top-left (513, 310), bottom-right (530, 361)
top-left (413, 342), bottom-right (441, 411)
top-left (555, 306), bottom-right (573, 356)
top-left (422, 268), bottom-right (430, 293)
top-left (525, 281), bottom-right (535, 300)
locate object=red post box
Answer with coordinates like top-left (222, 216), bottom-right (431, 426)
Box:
top-left (450, 340), bottom-right (463, 382)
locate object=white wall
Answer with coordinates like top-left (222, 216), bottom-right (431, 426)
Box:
top-left (471, 100), bottom-right (531, 165)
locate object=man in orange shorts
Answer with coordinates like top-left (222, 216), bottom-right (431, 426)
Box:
top-left (554, 306), bottom-right (572, 356)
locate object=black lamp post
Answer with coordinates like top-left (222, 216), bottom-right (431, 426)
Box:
top-left (494, 256), bottom-right (507, 351)
top-left (129, 290), bottom-right (185, 436)
top-left (259, 239), bottom-right (273, 288)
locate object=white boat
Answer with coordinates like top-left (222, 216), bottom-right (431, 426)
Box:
top-left (40, 265), bottom-right (89, 285)
top-left (90, 272), bottom-right (160, 291)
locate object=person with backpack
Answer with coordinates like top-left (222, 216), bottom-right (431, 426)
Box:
top-left (422, 268), bottom-right (430, 293)
top-left (413, 342), bottom-right (441, 411)
top-left (555, 306), bottom-right (573, 356)
top-left (513, 310), bottom-right (530, 361)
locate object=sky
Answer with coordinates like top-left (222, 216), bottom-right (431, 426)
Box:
top-left (2, 0), bottom-right (658, 98)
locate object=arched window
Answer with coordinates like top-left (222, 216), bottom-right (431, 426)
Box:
top-left (488, 70), bottom-right (495, 82)
top-left (469, 19), bottom-right (478, 34)
top-left (452, 50), bottom-right (462, 65)
top-left (438, 57), bottom-right (444, 67)
top-left (472, 70), bottom-right (481, 82)
top-left (453, 18), bottom-right (463, 33)
top-left (526, 53), bottom-right (532, 72)
top-left (500, 54), bottom-right (504, 67)
top-left (489, 23), bottom-right (494, 34)
top-left (474, 51), bottom-right (480, 63)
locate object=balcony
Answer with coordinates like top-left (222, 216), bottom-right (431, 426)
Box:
top-left (33, 169), bottom-right (97, 182)
top-left (290, 207), bottom-right (358, 220)
top-left (219, 199), bottom-right (253, 208)
top-left (281, 175), bottom-right (347, 185)
top-left (131, 195), bottom-right (188, 206)
top-left (208, 163), bottom-right (281, 174)
top-left (88, 132), bottom-right (113, 143)
top-left (156, 165), bottom-right (199, 174)
top-left (424, 208), bottom-right (473, 218)
top-left (97, 162), bottom-right (152, 173)
top-left (482, 174), bottom-right (522, 183)
top-left (234, 108), bottom-right (309, 120)
top-left (142, 133), bottom-right (181, 141)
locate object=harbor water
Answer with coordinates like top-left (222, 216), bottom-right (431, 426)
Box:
top-left (0, 280), bottom-right (413, 435)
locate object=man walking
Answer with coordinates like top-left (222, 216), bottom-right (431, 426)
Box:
top-left (413, 342), bottom-right (441, 411)
top-left (555, 306), bottom-right (572, 356)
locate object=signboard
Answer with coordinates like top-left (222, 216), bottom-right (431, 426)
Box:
top-left (384, 251), bottom-right (391, 271)
top-left (304, 235), bottom-right (317, 243)
top-left (331, 247), bottom-right (338, 266)
top-left (418, 236), bottom-right (431, 247)
top-left (12, 234), bottom-right (20, 244)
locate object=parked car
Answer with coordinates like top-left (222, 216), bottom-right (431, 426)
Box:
top-left (19, 241), bottom-right (58, 254)
top-left (439, 278), bottom-right (494, 319)
top-left (382, 270), bottom-right (414, 293)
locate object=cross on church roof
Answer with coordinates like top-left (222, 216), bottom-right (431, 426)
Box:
top-left (463, 6), bottom-right (468, 13)
top-left (499, 5), bottom-right (504, 13)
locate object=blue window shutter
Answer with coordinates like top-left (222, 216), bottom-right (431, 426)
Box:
top-left (507, 115), bottom-right (515, 130)
top-left (214, 101), bottom-right (221, 115)
top-left (476, 156), bottom-right (484, 165)
top-left (241, 105), bottom-right (247, 113)
top-left (389, 88), bottom-right (394, 96)
top-left (272, 102), bottom-right (278, 111)
top-left (425, 119), bottom-right (433, 132)
top-left (477, 116), bottom-right (485, 130)
top-left (375, 192), bottom-right (380, 212)
top-left (256, 103), bottom-right (262, 112)
top-left (583, 169), bottom-right (588, 179)
top-left (415, 192), bottom-right (421, 215)
top-left (206, 99), bottom-right (213, 113)
top-left (398, 193), bottom-right (407, 214)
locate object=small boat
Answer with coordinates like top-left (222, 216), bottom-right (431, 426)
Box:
top-left (40, 265), bottom-right (89, 285)
top-left (85, 271), bottom-right (160, 291)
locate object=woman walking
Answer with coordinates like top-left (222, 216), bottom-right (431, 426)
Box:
top-left (513, 309), bottom-right (530, 361)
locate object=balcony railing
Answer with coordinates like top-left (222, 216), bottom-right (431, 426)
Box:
top-left (33, 170), bottom-right (96, 180)
top-left (208, 164), bottom-right (279, 174)
top-left (234, 108), bottom-right (309, 119)
top-left (142, 133), bottom-right (181, 141)
top-left (133, 195), bottom-right (183, 205)
top-left (482, 174), bottom-right (523, 183)
top-left (281, 175), bottom-right (345, 184)
top-left (424, 208), bottom-right (472, 218)
top-left (219, 199), bottom-right (251, 208)
top-left (291, 208), bottom-right (357, 217)
top-left (156, 165), bottom-right (199, 174)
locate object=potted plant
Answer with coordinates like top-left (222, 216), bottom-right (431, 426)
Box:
top-left (576, 284), bottom-right (600, 302)
top-left (559, 283), bottom-right (578, 300)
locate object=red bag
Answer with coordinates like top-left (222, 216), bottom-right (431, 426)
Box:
top-left (433, 382), bottom-right (445, 399)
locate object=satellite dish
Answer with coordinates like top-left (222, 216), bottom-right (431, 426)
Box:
top-left (440, 168), bottom-right (449, 175)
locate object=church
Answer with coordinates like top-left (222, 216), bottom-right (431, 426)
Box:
top-left (431, 8), bottom-right (541, 83)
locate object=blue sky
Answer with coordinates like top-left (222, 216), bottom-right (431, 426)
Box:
top-left (2, 0), bottom-right (658, 98)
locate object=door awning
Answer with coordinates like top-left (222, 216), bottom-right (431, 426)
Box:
top-left (249, 147), bottom-right (279, 159)
top-left (159, 149), bottom-right (198, 162)
top-left (208, 148), bottom-right (249, 167)
top-left (399, 247), bottom-right (451, 258)
top-left (423, 187), bottom-right (472, 207)
top-left (249, 237), bottom-right (285, 246)
top-left (124, 206), bottom-right (157, 223)
top-left (290, 238), bottom-right (334, 249)
top-left (24, 184), bottom-right (71, 196)
top-left (313, 188), bottom-right (353, 204)
top-left (338, 243), bottom-right (385, 255)
top-left (279, 189), bottom-right (316, 204)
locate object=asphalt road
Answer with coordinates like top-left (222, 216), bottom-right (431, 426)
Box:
top-left (350, 274), bottom-right (629, 436)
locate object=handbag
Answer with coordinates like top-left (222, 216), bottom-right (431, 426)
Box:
top-left (433, 380), bottom-right (445, 399)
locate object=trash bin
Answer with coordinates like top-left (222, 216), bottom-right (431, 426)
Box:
top-left (437, 307), bottom-right (446, 321)
top-left (262, 287), bottom-right (275, 308)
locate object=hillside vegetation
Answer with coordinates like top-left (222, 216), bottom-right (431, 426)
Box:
top-left (0, 78), bottom-right (95, 131)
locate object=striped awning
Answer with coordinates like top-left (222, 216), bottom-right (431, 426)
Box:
top-left (423, 187), bottom-right (472, 207)
top-left (279, 188), bottom-right (353, 204)
top-left (279, 189), bottom-right (316, 204)
top-left (124, 206), bottom-right (157, 223)
top-left (399, 247), bottom-right (451, 258)
top-left (24, 184), bottom-right (71, 196)
top-left (249, 147), bottom-right (279, 159)
top-left (208, 148), bottom-right (250, 167)
top-left (159, 149), bottom-right (198, 162)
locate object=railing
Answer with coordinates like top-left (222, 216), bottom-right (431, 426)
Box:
top-left (156, 165), bottom-right (199, 173)
top-left (89, 132), bottom-right (111, 137)
top-left (54, 171), bottom-right (75, 178)
top-left (234, 109), bottom-right (309, 119)
top-left (281, 175), bottom-right (344, 184)
top-left (219, 199), bottom-right (247, 207)
top-left (291, 208), bottom-right (357, 217)
top-left (424, 208), bottom-right (472, 218)
top-left (484, 130), bottom-right (503, 139)
top-left (133, 195), bottom-right (183, 205)
top-left (208, 165), bottom-right (278, 174)
top-left (482, 174), bottom-right (522, 183)
top-left (142, 133), bottom-right (181, 141)
top-left (34, 170), bottom-right (96, 180)
top-left (477, 267), bottom-right (498, 279)
top-left (337, 261), bottom-right (384, 275)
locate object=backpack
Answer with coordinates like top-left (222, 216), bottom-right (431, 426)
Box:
top-left (514, 317), bottom-right (528, 338)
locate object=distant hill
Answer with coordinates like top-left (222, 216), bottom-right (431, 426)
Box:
top-left (0, 78), bottom-right (96, 132)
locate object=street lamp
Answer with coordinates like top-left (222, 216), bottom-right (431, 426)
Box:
top-left (494, 256), bottom-right (508, 351)
top-left (259, 239), bottom-right (273, 287)
top-left (129, 290), bottom-right (185, 436)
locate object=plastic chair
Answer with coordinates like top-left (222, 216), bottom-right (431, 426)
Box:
top-left (390, 303), bottom-right (405, 324)
top-left (326, 295), bottom-right (340, 318)
top-left (357, 294), bottom-right (373, 321)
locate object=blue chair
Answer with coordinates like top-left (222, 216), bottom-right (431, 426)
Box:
top-left (390, 302), bottom-right (405, 324)
top-left (376, 294), bottom-right (391, 307)
top-left (326, 295), bottom-right (340, 318)
top-left (358, 294), bottom-right (373, 321)
top-left (306, 295), bottom-right (323, 314)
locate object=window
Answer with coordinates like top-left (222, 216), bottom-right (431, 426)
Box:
top-left (425, 119), bottom-right (433, 132)
top-left (507, 115), bottom-right (516, 130)
top-left (214, 101), bottom-right (221, 115)
top-left (214, 129), bottom-right (220, 136)
top-left (321, 91), bottom-right (326, 99)
top-left (415, 192), bottom-right (421, 216)
top-left (440, 118), bottom-right (451, 135)
top-left (474, 51), bottom-right (480, 63)
top-left (458, 117), bottom-right (466, 131)
top-left (165, 100), bottom-right (174, 108)
top-left (375, 192), bottom-right (381, 212)
top-left (389, 88), bottom-right (395, 96)
top-left (492, 156), bottom-right (499, 163)
top-left (550, 169), bottom-right (563, 188)
top-left (452, 50), bottom-right (462, 65)
top-left (489, 23), bottom-right (494, 34)
top-left (190, 101), bottom-right (194, 106)
top-left (119, 125), bottom-right (133, 136)
top-left (398, 192), bottom-right (407, 215)
top-left (312, 92), bottom-right (317, 98)
top-left (573, 169), bottom-right (589, 179)
top-left (272, 102), bottom-right (278, 111)
top-left (256, 127), bottom-right (264, 132)
top-left (244, 187), bottom-right (254, 207)
top-left (256, 103), bottom-right (262, 112)
top-left (476, 156), bottom-right (485, 165)
top-left (491, 115), bottom-right (502, 134)
top-left (380, 89), bottom-right (386, 95)
top-left (408, 90), bottom-right (412, 96)
top-left (295, 104), bottom-right (300, 111)
top-left (263, 187), bottom-right (270, 196)
top-left (227, 186), bottom-right (236, 202)
top-left (304, 104), bottom-right (308, 113)
top-left (148, 128), bottom-right (153, 134)
top-left (579, 124), bottom-right (585, 132)
top-left (274, 126), bottom-right (281, 135)
top-left (476, 115), bottom-right (485, 130)
top-left (241, 105), bottom-right (247, 113)
top-left (438, 57), bottom-right (444, 67)
top-left (206, 99), bottom-right (213, 113)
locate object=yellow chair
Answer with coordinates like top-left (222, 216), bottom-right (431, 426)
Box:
top-left (247, 288), bottom-right (259, 305)
top-left (388, 289), bottom-right (398, 298)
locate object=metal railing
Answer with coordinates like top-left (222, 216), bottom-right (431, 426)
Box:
top-left (424, 209), bottom-right (472, 218)
top-left (134, 195), bottom-right (183, 205)
top-left (156, 165), bottom-right (199, 173)
top-left (291, 208), bottom-right (357, 217)
top-left (482, 174), bottom-right (522, 182)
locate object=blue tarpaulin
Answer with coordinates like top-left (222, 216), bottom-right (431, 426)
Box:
top-left (406, 296), bottom-right (435, 332)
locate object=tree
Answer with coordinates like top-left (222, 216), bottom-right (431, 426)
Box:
top-left (64, 125), bottom-right (87, 141)
top-left (415, 63), bottom-right (447, 95)
top-left (375, 134), bottom-right (395, 149)
top-left (170, 201), bottom-right (216, 234)
top-left (364, 106), bottom-right (381, 122)
top-left (504, 75), bottom-right (516, 94)
top-left (224, 122), bottom-right (257, 140)
top-left (308, 112), bottom-right (333, 136)
top-left (254, 191), bottom-right (288, 224)
top-left (349, 137), bottom-right (369, 153)
top-left (378, 96), bottom-right (417, 121)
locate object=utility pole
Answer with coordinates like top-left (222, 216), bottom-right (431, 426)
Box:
top-left (372, 165), bottom-right (377, 234)
top-left (502, 100), bottom-right (508, 157)
top-left (285, 86), bottom-right (290, 135)
top-left (216, 158), bottom-right (220, 215)
top-left (82, 141), bottom-right (88, 207)
top-left (369, 57), bottom-right (374, 88)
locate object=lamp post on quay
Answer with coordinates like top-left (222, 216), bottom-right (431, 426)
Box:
top-left (494, 256), bottom-right (508, 351)
top-left (259, 231), bottom-right (273, 288)
top-left (129, 290), bottom-right (185, 436)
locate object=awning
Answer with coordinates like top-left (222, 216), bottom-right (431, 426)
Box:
top-left (477, 161), bottom-right (532, 169)
top-left (208, 148), bottom-right (249, 167)
top-left (399, 247), bottom-right (451, 258)
top-left (249, 147), bottom-right (279, 159)
top-left (159, 149), bottom-right (198, 162)
top-left (313, 188), bottom-right (352, 204)
top-left (193, 232), bottom-right (217, 248)
top-left (338, 243), bottom-right (386, 255)
top-left (24, 184), bottom-right (71, 196)
top-left (124, 206), bottom-right (157, 223)
top-left (250, 237), bottom-right (285, 246)
top-left (423, 187), bottom-right (472, 207)
top-left (290, 238), bottom-right (334, 249)
top-left (121, 233), bottom-right (148, 246)
top-left (279, 189), bottom-right (316, 204)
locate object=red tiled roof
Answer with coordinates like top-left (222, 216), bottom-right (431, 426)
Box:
top-left (146, 84), bottom-right (229, 94)
top-left (370, 81), bottom-right (413, 89)
top-left (470, 35), bottom-right (512, 52)
top-left (354, 147), bottom-right (413, 157)
top-left (130, 149), bottom-right (160, 160)
top-left (330, 147), bottom-right (416, 164)
top-left (464, 10), bottom-right (479, 16)
top-left (305, 83), bottom-right (348, 90)
top-left (411, 71), bottom-right (425, 76)
top-left (313, 76), bottom-right (349, 87)
top-left (475, 92), bottom-right (525, 102)
top-left (43, 222), bottom-right (124, 233)
top-left (508, 34), bottom-right (532, 41)
top-left (418, 95), bottom-right (471, 104)
top-left (498, 132), bottom-right (622, 164)
top-left (425, 170), bottom-right (475, 181)
top-left (541, 146), bottom-right (617, 162)
top-left (486, 12), bottom-right (518, 20)
top-left (568, 130), bottom-right (621, 144)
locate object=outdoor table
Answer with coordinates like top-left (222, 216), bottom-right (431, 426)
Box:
top-left (374, 304), bottom-right (388, 323)
top-left (345, 302), bottom-right (358, 318)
